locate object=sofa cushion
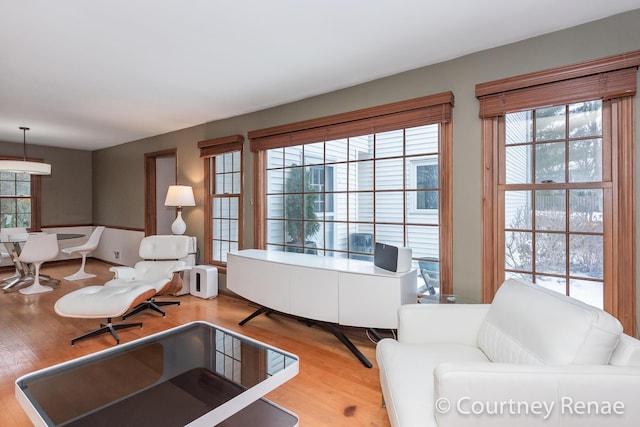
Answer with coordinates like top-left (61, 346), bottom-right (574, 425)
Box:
top-left (376, 340), bottom-right (489, 427)
top-left (477, 278), bottom-right (622, 365)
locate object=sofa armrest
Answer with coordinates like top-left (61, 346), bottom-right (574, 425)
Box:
top-left (397, 304), bottom-right (490, 346)
top-left (610, 333), bottom-right (640, 366)
top-left (108, 266), bottom-right (135, 280)
top-left (434, 362), bottom-right (640, 426)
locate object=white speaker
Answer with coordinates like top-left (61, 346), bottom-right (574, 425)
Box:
top-left (374, 242), bottom-right (412, 273)
top-left (396, 247), bottom-right (412, 273)
top-left (190, 265), bottom-right (218, 299)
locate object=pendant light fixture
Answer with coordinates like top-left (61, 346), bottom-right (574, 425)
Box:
top-left (0, 127), bottom-right (51, 175)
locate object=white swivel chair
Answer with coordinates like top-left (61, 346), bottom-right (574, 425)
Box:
top-left (62, 226), bottom-right (105, 280)
top-left (53, 235), bottom-right (190, 345)
top-left (105, 235), bottom-right (191, 319)
top-left (18, 233), bottom-right (59, 295)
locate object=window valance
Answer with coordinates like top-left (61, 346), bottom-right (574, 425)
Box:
top-left (198, 134), bottom-right (244, 158)
top-left (249, 91), bottom-right (454, 152)
top-left (476, 50), bottom-right (640, 118)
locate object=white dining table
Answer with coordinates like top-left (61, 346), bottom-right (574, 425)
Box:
top-left (1, 232), bottom-right (84, 291)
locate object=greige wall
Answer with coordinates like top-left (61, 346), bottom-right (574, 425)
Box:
top-left (91, 11), bottom-right (639, 315)
top-left (0, 141), bottom-right (92, 225)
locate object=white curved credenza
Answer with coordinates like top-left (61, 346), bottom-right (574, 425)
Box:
top-left (227, 249), bottom-right (417, 366)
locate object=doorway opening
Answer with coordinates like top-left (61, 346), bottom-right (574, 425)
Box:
top-left (144, 149), bottom-right (177, 236)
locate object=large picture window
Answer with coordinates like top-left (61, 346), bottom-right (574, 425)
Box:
top-left (477, 50), bottom-right (639, 334)
top-left (264, 125), bottom-right (439, 259)
top-left (250, 93), bottom-right (454, 294)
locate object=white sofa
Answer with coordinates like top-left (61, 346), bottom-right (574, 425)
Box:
top-left (376, 278), bottom-right (640, 426)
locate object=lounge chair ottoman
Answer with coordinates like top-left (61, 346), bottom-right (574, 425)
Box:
top-left (55, 285), bottom-right (156, 345)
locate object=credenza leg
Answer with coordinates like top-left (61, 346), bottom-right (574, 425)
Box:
top-left (322, 323), bottom-right (373, 369)
top-left (238, 305), bottom-right (373, 368)
top-left (239, 306), bottom-right (270, 326)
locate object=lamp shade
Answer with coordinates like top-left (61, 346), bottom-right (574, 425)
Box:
top-left (164, 185), bottom-right (195, 207)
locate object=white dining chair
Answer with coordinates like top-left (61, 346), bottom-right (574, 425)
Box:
top-left (62, 226), bottom-right (105, 280)
top-left (18, 233), bottom-right (59, 295)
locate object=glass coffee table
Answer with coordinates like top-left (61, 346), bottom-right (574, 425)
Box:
top-left (15, 321), bottom-right (299, 426)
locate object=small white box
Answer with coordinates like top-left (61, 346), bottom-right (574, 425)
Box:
top-left (190, 265), bottom-right (218, 299)
top-left (176, 236), bottom-right (197, 295)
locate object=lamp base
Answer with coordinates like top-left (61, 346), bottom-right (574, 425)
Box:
top-left (171, 211), bottom-right (187, 235)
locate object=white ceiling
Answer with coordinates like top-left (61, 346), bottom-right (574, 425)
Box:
top-left (1, 1), bottom-right (638, 151)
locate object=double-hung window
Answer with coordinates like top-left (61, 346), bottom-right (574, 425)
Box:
top-left (477, 51), bottom-right (639, 333)
top-left (502, 101), bottom-right (606, 308)
top-left (0, 166), bottom-right (41, 230)
top-left (249, 92), bottom-right (454, 294)
top-left (199, 135), bottom-right (244, 271)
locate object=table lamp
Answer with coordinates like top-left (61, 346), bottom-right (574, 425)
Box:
top-left (164, 185), bottom-right (196, 235)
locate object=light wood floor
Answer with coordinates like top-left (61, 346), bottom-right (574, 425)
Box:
top-left (0, 260), bottom-right (392, 426)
